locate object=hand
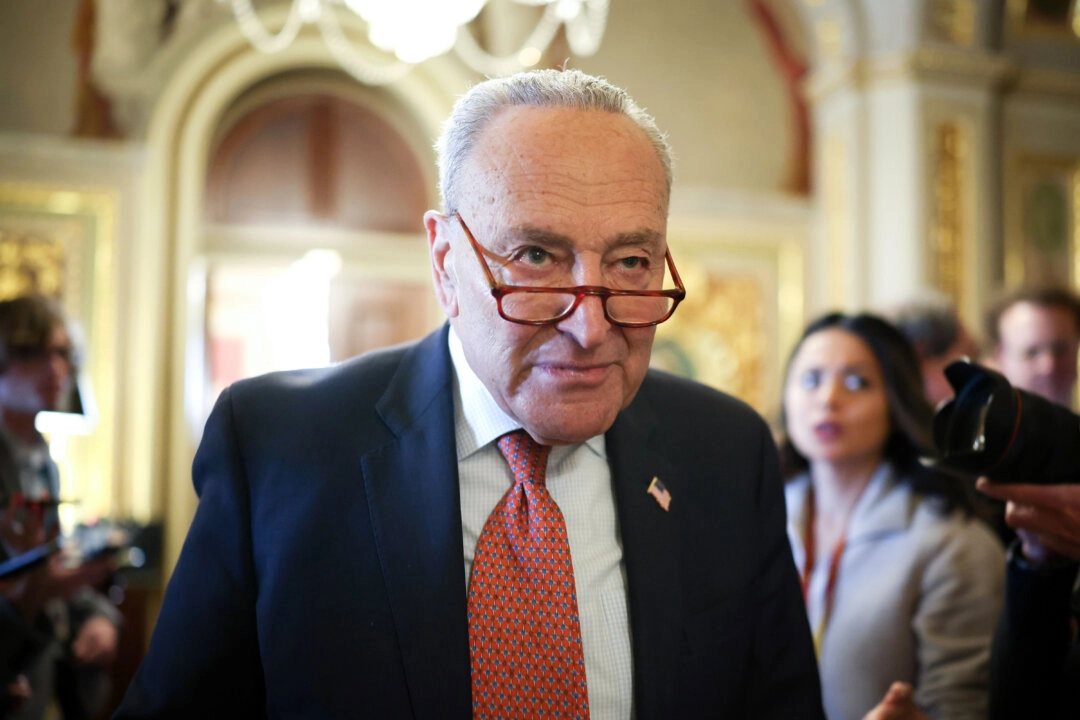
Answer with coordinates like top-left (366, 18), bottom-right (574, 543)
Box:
top-left (71, 615), bottom-right (118, 666)
top-left (6, 553), bottom-right (117, 624)
top-left (976, 478), bottom-right (1080, 563)
top-left (862, 682), bottom-right (929, 720)
top-left (4, 674), bottom-right (31, 714)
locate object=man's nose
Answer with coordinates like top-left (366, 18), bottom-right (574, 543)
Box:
top-left (555, 293), bottom-right (610, 348)
top-left (1033, 350), bottom-right (1060, 375)
top-left (46, 351), bottom-right (69, 380)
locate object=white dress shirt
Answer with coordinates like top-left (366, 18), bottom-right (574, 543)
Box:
top-left (449, 328), bottom-right (634, 719)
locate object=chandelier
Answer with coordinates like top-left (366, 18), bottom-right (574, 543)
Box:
top-left (221, 0), bottom-right (610, 85)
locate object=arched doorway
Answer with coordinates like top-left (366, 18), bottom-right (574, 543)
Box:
top-left (132, 19), bottom-right (471, 582)
top-left (196, 70), bottom-right (442, 424)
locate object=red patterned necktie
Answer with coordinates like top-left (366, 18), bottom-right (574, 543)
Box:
top-left (467, 430), bottom-right (590, 719)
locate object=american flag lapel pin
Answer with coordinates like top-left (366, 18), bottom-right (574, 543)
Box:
top-left (647, 476), bottom-right (671, 512)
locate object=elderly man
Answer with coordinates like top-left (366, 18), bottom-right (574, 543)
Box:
top-left (116, 69), bottom-right (823, 719)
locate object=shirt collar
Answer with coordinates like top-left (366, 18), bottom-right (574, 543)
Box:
top-left (447, 325), bottom-right (606, 461)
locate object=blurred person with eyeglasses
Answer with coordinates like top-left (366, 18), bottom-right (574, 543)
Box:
top-left (116, 69), bottom-right (824, 719)
top-left (0, 295), bottom-right (119, 720)
top-left (865, 288), bottom-right (1080, 720)
top-left (967, 286), bottom-right (1080, 720)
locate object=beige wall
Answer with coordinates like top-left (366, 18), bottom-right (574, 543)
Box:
top-left (0, 0), bottom-right (796, 195)
top-left (0, 0), bottom-right (80, 135)
top-left (573, 0), bottom-right (793, 193)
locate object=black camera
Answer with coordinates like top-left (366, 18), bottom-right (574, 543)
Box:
top-left (927, 360), bottom-right (1080, 484)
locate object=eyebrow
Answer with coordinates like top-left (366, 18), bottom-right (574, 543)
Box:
top-left (802, 363), bottom-right (875, 375)
top-left (506, 225), bottom-right (666, 253)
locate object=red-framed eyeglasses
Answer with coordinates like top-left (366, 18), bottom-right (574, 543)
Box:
top-left (453, 212), bottom-right (686, 328)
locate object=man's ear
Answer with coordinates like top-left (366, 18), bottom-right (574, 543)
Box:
top-left (425, 210), bottom-right (458, 318)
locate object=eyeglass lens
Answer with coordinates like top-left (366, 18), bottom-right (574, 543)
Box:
top-left (500, 291), bottom-right (675, 325)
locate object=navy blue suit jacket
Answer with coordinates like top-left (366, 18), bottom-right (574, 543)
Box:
top-left (116, 325), bottom-right (823, 718)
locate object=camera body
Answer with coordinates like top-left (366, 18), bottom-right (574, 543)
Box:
top-left (928, 360), bottom-right (1080, 484)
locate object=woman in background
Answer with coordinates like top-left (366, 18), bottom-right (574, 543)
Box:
top-left (779, 312), bottom-right (1003, 720)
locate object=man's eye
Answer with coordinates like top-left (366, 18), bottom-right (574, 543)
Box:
top-left (521, 247), bottom-right (552, 265)
top-left (618, 256), bottom-right (648, 270)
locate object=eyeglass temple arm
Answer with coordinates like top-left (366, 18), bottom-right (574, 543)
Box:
top-left (453, 212), bottom-right (501, 291)
top-left (664, 250), bottom-right (686, 295)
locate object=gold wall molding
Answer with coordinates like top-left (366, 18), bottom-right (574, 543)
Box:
top-left (929, 122), bottom-right (969, 308)
top-left (928, 0), bottom-right (977, 47)
top-left (655, 233), bottom-right (803, 420)
top-left (806, 48), bottom-right (1015, 101)
top-left (1004, 154), bottom-right (1080, 289)
top-left (1011, 66), bottom-right (1080, 98)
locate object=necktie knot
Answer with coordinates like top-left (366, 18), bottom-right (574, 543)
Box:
top-left (496, 430), bottom-right (551, 489)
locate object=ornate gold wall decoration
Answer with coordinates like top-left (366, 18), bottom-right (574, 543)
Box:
top-left (930, 123), bottom-right (968, 307)
top-left (0, 226), bottom-right (71, 299)
top-left (654, 235), bottom-right (804, 419)
top-left (0, 184), bottom-right (116, 523)
top-left (1005, 156), bottom-right (1079, 288)
top-left (928, 0), bottom-right (977, 46)
top-left (655, 272), bottom-right (766, 410)
top-left (1006, 0), bottom-right (1080, 40)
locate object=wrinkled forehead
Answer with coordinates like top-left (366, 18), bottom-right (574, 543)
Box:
top-left (456, 107), bottom-right (669, 239)
top-left (1001, 302), bottom-right (1080, 347)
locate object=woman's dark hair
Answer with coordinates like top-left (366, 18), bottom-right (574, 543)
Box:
top-left (777, 311), bottom-right (972, 513)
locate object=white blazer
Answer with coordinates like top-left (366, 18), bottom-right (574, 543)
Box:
top-left (786, 463), bottom-right (1005, 720)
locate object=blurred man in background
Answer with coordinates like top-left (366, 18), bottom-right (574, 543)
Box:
top-left (977, 285), bottom-right (1080, 720)
top-left (889, 291), bottom-right (980, 408)
top-left (987, 286), bottom-right (1080, 409)
top-left (0, 295), bottom-right (118, 720)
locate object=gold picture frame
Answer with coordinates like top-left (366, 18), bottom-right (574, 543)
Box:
top-left (1004, 156), bottom-right (1080, 288)
top-left (655, 228), bottom-right (804, 422)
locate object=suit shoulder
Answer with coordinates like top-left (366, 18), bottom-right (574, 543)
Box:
top-left (638, 368), bottom-right (769, 430)
top-left (225, 340), bottom-right (415, 414)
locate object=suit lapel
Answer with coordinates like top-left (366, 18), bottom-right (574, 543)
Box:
top-left (362, 326), bottom-right (472, 719)
top-left (607, 398), bottom-right (682, 720)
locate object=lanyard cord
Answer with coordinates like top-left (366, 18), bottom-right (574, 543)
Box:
top-left (800, 486), bottom-right (848, 657)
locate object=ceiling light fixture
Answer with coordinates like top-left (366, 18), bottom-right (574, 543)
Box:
top-left (220, 0), bottom-right (609, 85)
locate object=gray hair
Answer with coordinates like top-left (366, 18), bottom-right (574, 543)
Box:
top-left (888, 292), bottom-right (963, 359)
top-left (435, 68), bottom-right (673, 213)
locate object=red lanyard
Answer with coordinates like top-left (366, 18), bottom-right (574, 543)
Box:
top-left (800, 486), bottom-right (847, 654)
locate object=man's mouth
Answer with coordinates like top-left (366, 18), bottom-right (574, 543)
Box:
top-left (535, 362), bottom-right (613, 386)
